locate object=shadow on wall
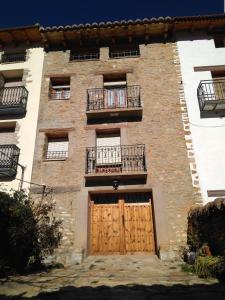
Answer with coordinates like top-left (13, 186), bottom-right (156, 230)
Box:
top-left (0, 284), bottom-right (225, 300)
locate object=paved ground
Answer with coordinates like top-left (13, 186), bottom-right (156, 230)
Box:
top-left (0, 255), bottom-right (224, 299)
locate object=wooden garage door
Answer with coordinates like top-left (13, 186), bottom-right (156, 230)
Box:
top-left (90, 193), bottom-right (155, 254)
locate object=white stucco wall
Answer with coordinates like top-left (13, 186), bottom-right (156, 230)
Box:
top-left (0, 47), bottom-right (44, 192)
top-left (177, 32), bottom-right (225, 203)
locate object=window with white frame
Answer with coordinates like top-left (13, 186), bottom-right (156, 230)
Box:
top-left (45, 135), bottom-right (69, 160)
top-left (96, 131), bottom-right (121, 165)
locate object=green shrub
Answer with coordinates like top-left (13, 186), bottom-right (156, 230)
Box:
top-left (193, 256), bottom-right (222, 278)
top-left (0, 190), bottom-right (62, 276)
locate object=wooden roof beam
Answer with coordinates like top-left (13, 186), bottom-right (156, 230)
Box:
top-left (6, 31), bottom-right (18, 47)
top-left (128, 25), bottom-right (133, 43)
top-left (60, 31), bottom-right (67, 48)
top-left (23, 29), bottom-right (31, 45)
top-left (207, 23), bottom-right (215, 34)
top-left (40, 32), bottom-right (49, 49)
top-left (164, 24), bottom-right (169, 40)
top-left (144, 24), bottom-right (150, 44)
top-left (190, 23), bottom-right (195, 33)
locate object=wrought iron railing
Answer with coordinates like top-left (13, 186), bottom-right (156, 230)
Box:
top-left (70, 52), bottom-right (100, 61)
top-left (45, 151), bottom-right (68, 160)
top-left (109, 48), bottom-right (140, 59)
top-left (87, 86), bottom-right (141, 111)
top-left (50, 88), bottom-right (70, 100)
top-left (0, 86), bottom-right (28, 110)
top-left (86, 144), bottom-right (146, 174)
top-left (0, 144), bottom-right (20, 174)
top-left (1, 52), bottom-right (26, 63)
top-left (197, 79), bottom-right (225, 111)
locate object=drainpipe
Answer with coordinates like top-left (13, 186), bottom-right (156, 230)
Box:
top-left (17, 163), bottom-right (25, 191)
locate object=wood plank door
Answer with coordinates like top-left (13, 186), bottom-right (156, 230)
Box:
top-left (90, 201), bottom-right (122, 254)
top-left (124, 202), bottom-right (155, 253)
top-left (90, 193), bottom-right (155, 254)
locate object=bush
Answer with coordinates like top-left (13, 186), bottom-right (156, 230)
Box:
top-left (188, 198), bottom-right (225, 255)
top-left (193, 255), bottom-right (222, 278)
top-left (182, 255), bottom-right (225, 281)
top-left (0, 190), bottom-right (62, 276)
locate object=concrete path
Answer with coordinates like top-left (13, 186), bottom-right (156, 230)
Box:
top-left (0, 255), bottom-right (224, 299)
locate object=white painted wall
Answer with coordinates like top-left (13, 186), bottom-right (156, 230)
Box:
top-left (0, 47), bottom-right (44, 192)
top-left (177, 32), bottom-right (225, 203)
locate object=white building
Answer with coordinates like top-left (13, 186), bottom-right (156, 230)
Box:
top-left (177, 19), bottom-right (225, 203)
top-left (0, 26), bottom-right (44, 192)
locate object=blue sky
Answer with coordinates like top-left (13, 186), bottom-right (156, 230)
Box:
top-left (0, 0), bottom-right (223, 28)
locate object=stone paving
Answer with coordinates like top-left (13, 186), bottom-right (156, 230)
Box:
top-left (0, 255), bottom-right (224, 299)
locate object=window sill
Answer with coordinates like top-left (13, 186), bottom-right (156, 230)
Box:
top-left (109, 55), bottom-right (140, 60)
top-left (48, 98), bottom-right (71, 101)
top-left (69, 58), bottom-right (99, 62)
top-left (43, 158), bottom-right (68, 162)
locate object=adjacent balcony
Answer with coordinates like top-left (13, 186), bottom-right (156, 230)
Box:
top-left (0, 86), bottom-right (28, 117)
top-left (85, 144), bottom-right (147, 182)
top-left (1, 53), bottom-right (26, 64)
top-left (197, 79), bottom-right (225, 117)
top-left (0, 144), bottom-right (20, 179)
top-left (86, 86), bottom-right (142, 121)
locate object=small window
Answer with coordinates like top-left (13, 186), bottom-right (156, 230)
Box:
top-left (109, 45), bottom-right (140, 59)
top-left (0, 122), bottom-right (17, 145)
top-left (1, 52), bottom-right (26, 63)
top-left (49, 77), bottom-right (70, 100)
top-left (70, 48), bottom-right (100, 61)
top-left (0, 122), bottom-right (16, 133)
top-left (214, 36), bottom-right (225, 48)
top-left (45, 134), bottom-right (69, 160)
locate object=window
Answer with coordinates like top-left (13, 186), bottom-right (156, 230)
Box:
top-left (214, 35), bottom-right (225, 48)
top-left (0, 122), bottom-right (17, 144)
top-left (96, 130), bottom-right (121, 165)
top-left (1, 52), bottom-right (26, 63)
top-left (70, 48), bottom-right (100, 61)
top-left (109, 45), bottom-right (140, 59)
top-left (49, 77), bottom-right (70, 100)
top-left (45, 134), bottom-right (69, 160)
top-left (103, 74), bottom-right (127, 108)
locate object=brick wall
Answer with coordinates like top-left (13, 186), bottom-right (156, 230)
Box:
top-left (31, 42), bottom-right (201, 264)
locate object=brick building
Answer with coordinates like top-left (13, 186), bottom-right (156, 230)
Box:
top-left (1, 14), bottom-right (225, 266)
top-left (31, 17), bottom-right (204, 265)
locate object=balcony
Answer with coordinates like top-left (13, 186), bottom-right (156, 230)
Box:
top-left (197, 79), bottom-right (225, 117)
top-left (0, 86), bottom-right (28, 117)
top-left (49, 88), bottom-right (70, 100)
top-left (0, 144), bottom-right (20, 179)
top-left (85, 144), bottom-right (147, 183)
top-left (86, 85), bottom-right (142, 122)
top-left (1, 53), bottom-right (26, 64)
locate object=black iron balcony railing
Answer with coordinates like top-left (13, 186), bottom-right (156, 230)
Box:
top-left (1, 52), bottom-right (26, 63)
top-left (0, 144), bottom-right (20, 178)
top-left (86, 144), bottom-right (146, 174)
top-left (45, 150), bottom-right (68, 160)
top-left (70, 52), bottom-right (100, 61)
top-left (87, 86), bottom-right (141, 111)
top-left (0, 86), bottom-right (28, 115)
top-left (109, 48), bottom-right (140, 59)
top-left (197, 79), bottom-right (225, 112)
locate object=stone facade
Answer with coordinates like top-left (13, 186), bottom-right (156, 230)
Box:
top-left (31, 42), bottom-right (201, 265)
